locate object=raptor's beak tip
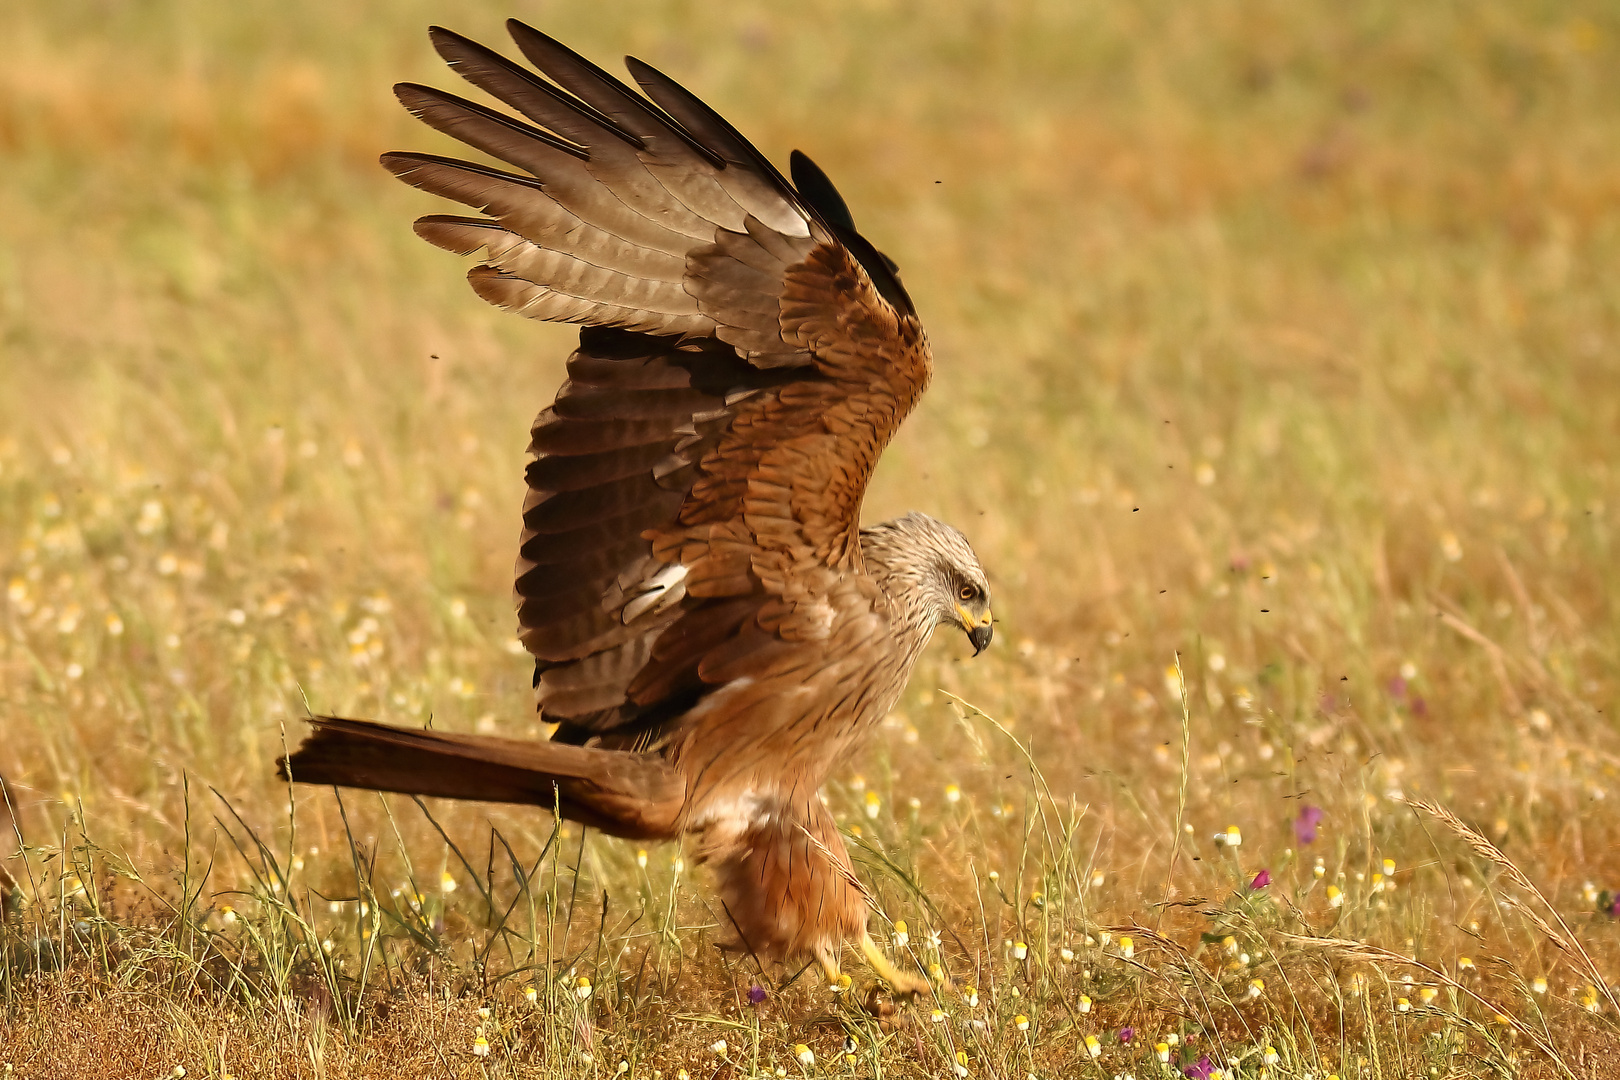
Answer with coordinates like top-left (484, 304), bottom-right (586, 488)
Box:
top-left (968, 622), bottom-right (993, 656)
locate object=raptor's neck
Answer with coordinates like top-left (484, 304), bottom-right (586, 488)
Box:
top-left (858, 524), bottom-right (941, 645)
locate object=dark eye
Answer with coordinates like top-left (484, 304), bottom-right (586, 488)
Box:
top-left (958, 585), bottom-right (976, 602)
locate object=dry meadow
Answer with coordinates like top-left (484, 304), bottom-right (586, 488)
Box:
top-left (2, 1), bottom-right (1619, 1076)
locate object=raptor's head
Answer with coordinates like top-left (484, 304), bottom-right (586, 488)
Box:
top-left (863, 512), bottom-right (993, 655)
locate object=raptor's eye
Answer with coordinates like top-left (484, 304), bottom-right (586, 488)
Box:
top-left (958, 585), bottom-right (977, 602)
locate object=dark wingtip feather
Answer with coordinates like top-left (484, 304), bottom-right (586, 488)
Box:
top-left (787, 151), bottom-right (915, 316)
top-left (392, 80), bottom-right (431, 112)
top-left (622, 54), bottom-right (765, 175)
top-left (414, 214), bottom-right (502, 256)
top-left (428, 25), bottom-right (496, 74)
top-left (427, 24), bottom-right (463, 53)
top-left (790, 150), bottom-right (856, 233)
top-left (505, 21), bottom-right (726, 171)
top-left (504, 20), bottom-right (626, 98)
top-left (378, 150), bottom-right (423, 179)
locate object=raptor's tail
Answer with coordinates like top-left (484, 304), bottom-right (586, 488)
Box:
top-left (278, 716), bottom-right (684, 840)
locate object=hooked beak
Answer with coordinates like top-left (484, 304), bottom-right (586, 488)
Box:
top-left (958, 604), bottom-right (994, 656)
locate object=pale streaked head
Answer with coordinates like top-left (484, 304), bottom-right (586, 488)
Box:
top-left (861, 511), bottom-right (992, 654)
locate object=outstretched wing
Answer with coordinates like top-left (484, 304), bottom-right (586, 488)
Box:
top-left (389, 22), bottom-right (930, 743)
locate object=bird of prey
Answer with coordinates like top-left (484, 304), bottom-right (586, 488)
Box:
top-left (281, 20), bottom-right (993, 994)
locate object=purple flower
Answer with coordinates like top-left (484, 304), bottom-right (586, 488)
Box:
top-left (1250, 869), bottom-right (1272, 890)
top-left (747, 983), bottom-right (767, 1005)
top-left (1117, 1026), bottom-right (1134, 1044)
top-left (1387, 676), bottom-right (1407, 700)
top-left (1608, 895), bottom-right (1620, 918)
top-left (1183, 1054), bottom-right (1216, 1080)
top-left (1294, 805), bottom-right (1325, 845)
top-left (1411, 696), bottom-right (1428, 717)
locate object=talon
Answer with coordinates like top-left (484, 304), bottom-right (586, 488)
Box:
top-left (860, 933), bottom-right (929, 998)
top-left (861, 982), bottom-right (909, 1026)
top-left (862, 983), bottom-right (898, 1018)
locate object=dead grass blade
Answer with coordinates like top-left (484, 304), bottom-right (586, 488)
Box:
top-left (1275, 932), bottom-right (1577, 1079)
top-left (1402, 796), bottom-right (1620, 1018)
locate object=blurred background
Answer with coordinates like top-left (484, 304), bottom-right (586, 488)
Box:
top-left (2, 0), bottom-right (1619, 1058)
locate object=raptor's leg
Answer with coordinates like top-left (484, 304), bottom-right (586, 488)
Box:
top-left (860, 932), bottom-right (929, 997)
top-left (815, 945), bottom-right (845, 987)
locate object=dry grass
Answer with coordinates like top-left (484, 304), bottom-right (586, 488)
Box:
top-left (3, 0), bottom-right (1620, 1076)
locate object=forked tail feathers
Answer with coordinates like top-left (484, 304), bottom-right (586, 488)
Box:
top-left (278, 715), bottom-right (684, 840)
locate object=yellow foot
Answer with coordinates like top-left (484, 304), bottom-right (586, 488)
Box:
top-left (859, 933), bottom-right (930, 997)
top-left (817, 949), bottom-right (853, 994)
